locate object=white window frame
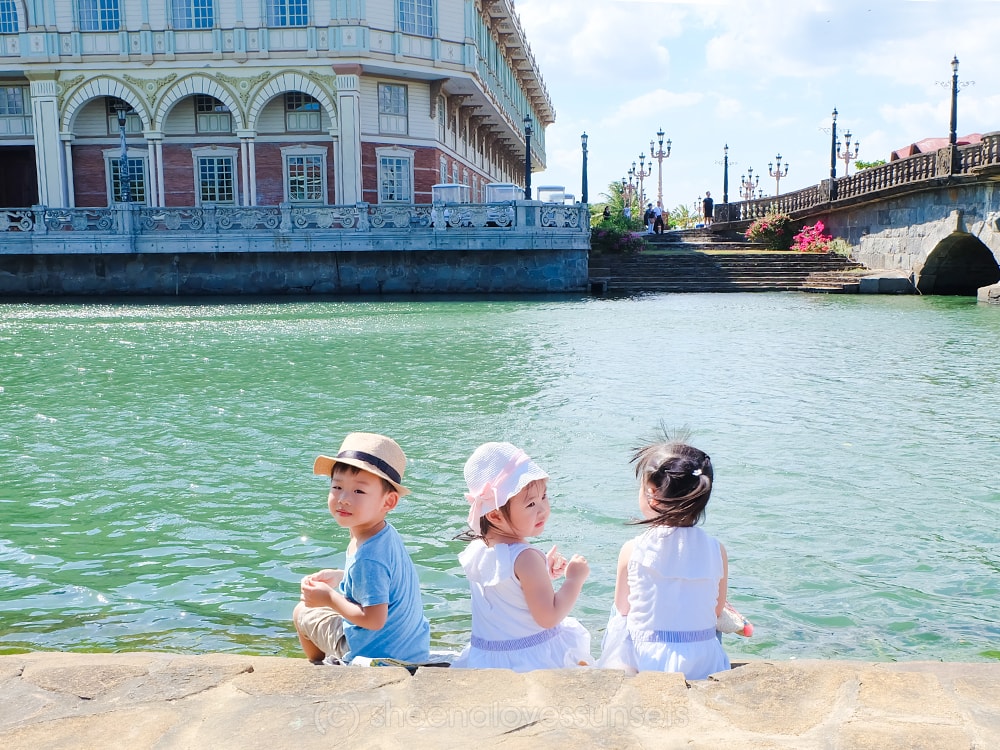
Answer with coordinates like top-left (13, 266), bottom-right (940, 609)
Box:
top-left (378, 83), bottom-right (408, 136)
top-left (78, 0), bottom-right (120, 31)
top-left (191, 146), bottom-right (238, 206)
top-left (106, 98), bottom-right (142, 135)
top-left (397, 0), bottom-right (432, 37)
top-left (284, 92), bottom-right (321, 132)
top-left (103, 148), bottom-right (149, 205)
top-left (194, 95), bottom-right (232, 134)
top-left (171, 0), bottom-right (213, 29)
top-left (266, 0), bottom-right (309, 27)
top-left (281, 145), bottom-right (327, 204)
top-left (376, 146), bottom-right (414, 204)
top-left (436, 97), bottom-right (446, 142)
top-left (0, 85), bottom-right (31, 136)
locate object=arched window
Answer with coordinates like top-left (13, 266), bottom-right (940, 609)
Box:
top-left (0, 0), bottom-right (19, 33)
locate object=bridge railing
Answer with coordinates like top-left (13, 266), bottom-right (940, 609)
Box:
top-left (836, 152), bottom-right (938, 200)
top-left (718, 130), bottom-right (1000, 223)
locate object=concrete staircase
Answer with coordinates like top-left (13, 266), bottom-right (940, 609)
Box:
top-left (589, 229), bottom-right (867, 294)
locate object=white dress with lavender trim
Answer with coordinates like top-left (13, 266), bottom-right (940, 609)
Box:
top-left (451, 540), bottom-right (592, 672)
top-left (598, 525), bottom-right (730, 680)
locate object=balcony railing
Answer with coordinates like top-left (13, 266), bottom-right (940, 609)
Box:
top-left (2, 201), bottom-right (589, 235)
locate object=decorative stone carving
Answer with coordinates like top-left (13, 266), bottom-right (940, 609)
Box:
top-left (56, 75), bottom-right (85, 110)
top-left (214, 71), bottom-right (274, 105)
top-left (123, 73), bottom-right (179, 105)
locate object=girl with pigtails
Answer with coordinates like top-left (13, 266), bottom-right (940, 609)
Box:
top-left (598, 438), bottom-right (732, 679)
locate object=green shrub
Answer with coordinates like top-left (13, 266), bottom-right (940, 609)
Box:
top-left (590, 227), bottom-right (648, 255)
top-left (745, 212), bottom-right (793, 250)
top-left (828, 238), bottom-right (853, 258)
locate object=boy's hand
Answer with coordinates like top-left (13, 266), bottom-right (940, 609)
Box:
top-left (300, 576), bottom-right (336, 609)
top-left (546, 545), bottom-right (568, 580)
top-left (564, 554), bottom-right (590, 583)
top-left (307, 568), bottom-right (344, 588)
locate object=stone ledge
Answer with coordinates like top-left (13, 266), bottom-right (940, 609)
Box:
top-left (0, 653), bottom-right (997, 749)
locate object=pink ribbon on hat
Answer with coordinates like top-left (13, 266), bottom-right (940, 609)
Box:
top-left (465, 448), bottom-right (531, 528)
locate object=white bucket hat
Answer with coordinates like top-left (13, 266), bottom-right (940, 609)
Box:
top-left (314, 432), bottom-right (410, 496)
top-left (463, 442), bottom-right (548, 528)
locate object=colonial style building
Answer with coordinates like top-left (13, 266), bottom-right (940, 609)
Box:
top-left (0, 0), bottom-right (553, 208)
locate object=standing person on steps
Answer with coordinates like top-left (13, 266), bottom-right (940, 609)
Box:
top-left (703, 192), bottom-right (714, 227)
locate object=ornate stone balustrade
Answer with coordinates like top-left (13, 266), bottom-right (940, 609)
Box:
top-left (2, 202), bottom-right (587, 237)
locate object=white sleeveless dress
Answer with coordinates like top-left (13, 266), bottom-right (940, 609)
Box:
top-left (598, 525), bottom-right (730, 680)
top-left (451, 540), bottom-right (592, 672)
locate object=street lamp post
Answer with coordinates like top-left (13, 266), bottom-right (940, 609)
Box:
top-left (829, 108), bottom-right (838, 180)
top-left (116, 105), bottom-right (132, 203)
top-left (650, 128), bottom-right (671, 208)
top-left (949, 56), bottom-right (959, 146)
top-left (523, 114), bottom-right (532, 200)
top-left (633, 152), bottom-right (651, 209)
top-left (768, 154), bottom-right (789, 195)
top-left (723, 144), bottom-right (730, 204)
top-left (938, 56), bottom-right (973, 146)
top-left (739, 167), bottom-right (759, 201)
top-left (837, 132), bottom-right (860, 176)
top-left (580, 132), bottom-right (589, 204)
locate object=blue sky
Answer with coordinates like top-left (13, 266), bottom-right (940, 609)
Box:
top-left (517, 0), bottom-right (1000, 212)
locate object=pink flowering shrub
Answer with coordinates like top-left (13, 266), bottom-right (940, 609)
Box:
top-left (744, 212), bottom-right (792, 250)
top-left (791, 221), bottom-right (833, 253)
top-left (591, 227), bottom-right (647, 254)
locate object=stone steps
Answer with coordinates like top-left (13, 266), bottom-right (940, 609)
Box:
top-left (589, 249), bottom-right (865, 294)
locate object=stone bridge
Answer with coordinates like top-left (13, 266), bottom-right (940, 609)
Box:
top-left (716, 133), bottom-right (1000, 296)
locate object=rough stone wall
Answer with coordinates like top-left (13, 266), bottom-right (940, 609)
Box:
top-left (821, 181), bottom-right (1000, 273)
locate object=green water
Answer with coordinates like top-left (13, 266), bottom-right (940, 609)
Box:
top-left (1, 294), bottom-right (998, 663)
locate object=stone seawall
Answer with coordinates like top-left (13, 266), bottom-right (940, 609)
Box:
top-left (1, 653), bottom-right (997, 749)
top-left (0, 248), bottom-right (589, 296)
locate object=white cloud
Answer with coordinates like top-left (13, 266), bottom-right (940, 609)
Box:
top-left (513, 0), bottom-right (1000, 207)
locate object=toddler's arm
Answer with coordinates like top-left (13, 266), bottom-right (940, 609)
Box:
top-left (300, 574), bottom-right (389, 631)
top-left (612, 540), bottom-right (635, 615)
top-left (516, 548), bottom-right (589, 630)
top-left (716, 543), bottom-right (729, 618)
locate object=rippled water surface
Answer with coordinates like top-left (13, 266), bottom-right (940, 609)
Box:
top-left (2, 294), bottom-right (998, 663)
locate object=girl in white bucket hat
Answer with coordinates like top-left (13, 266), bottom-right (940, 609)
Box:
top-left (451, 442), bottom-right (592, 671)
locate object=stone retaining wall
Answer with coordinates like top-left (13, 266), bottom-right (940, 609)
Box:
top-left (0, 248), bottom-right (588, 296)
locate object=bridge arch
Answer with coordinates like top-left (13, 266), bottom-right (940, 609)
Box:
top-left (917, 233), bottom-right (1000, 295)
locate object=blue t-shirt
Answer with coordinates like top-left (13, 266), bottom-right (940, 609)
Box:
top-left (340, 521), bottom-right (430, 663)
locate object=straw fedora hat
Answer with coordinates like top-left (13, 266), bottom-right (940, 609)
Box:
top-left (314, 432), bottom-right (410, 496)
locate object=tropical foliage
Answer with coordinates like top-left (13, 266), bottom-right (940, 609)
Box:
top-left (744, 211), bottom-right (792, 250)
top-left (591, 226), bottom-right (647, 255)
top-left (854, 159), bottom-right (886, 170)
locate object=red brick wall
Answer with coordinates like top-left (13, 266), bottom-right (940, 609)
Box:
top-left (254, 142), bottom-right (336, 205)
top-left (361, 143), bottom-right (495, 204)
top-left (71, 145), bottom-right (111, 207)
top-left (161, 144), bottom-right (197, 206)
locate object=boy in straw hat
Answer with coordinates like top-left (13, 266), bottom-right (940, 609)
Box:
top-left (293, 433), bottom-right (430, 664)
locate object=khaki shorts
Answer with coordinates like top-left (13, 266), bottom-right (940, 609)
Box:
top-left (293, 602), bottom-right (349, 660)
